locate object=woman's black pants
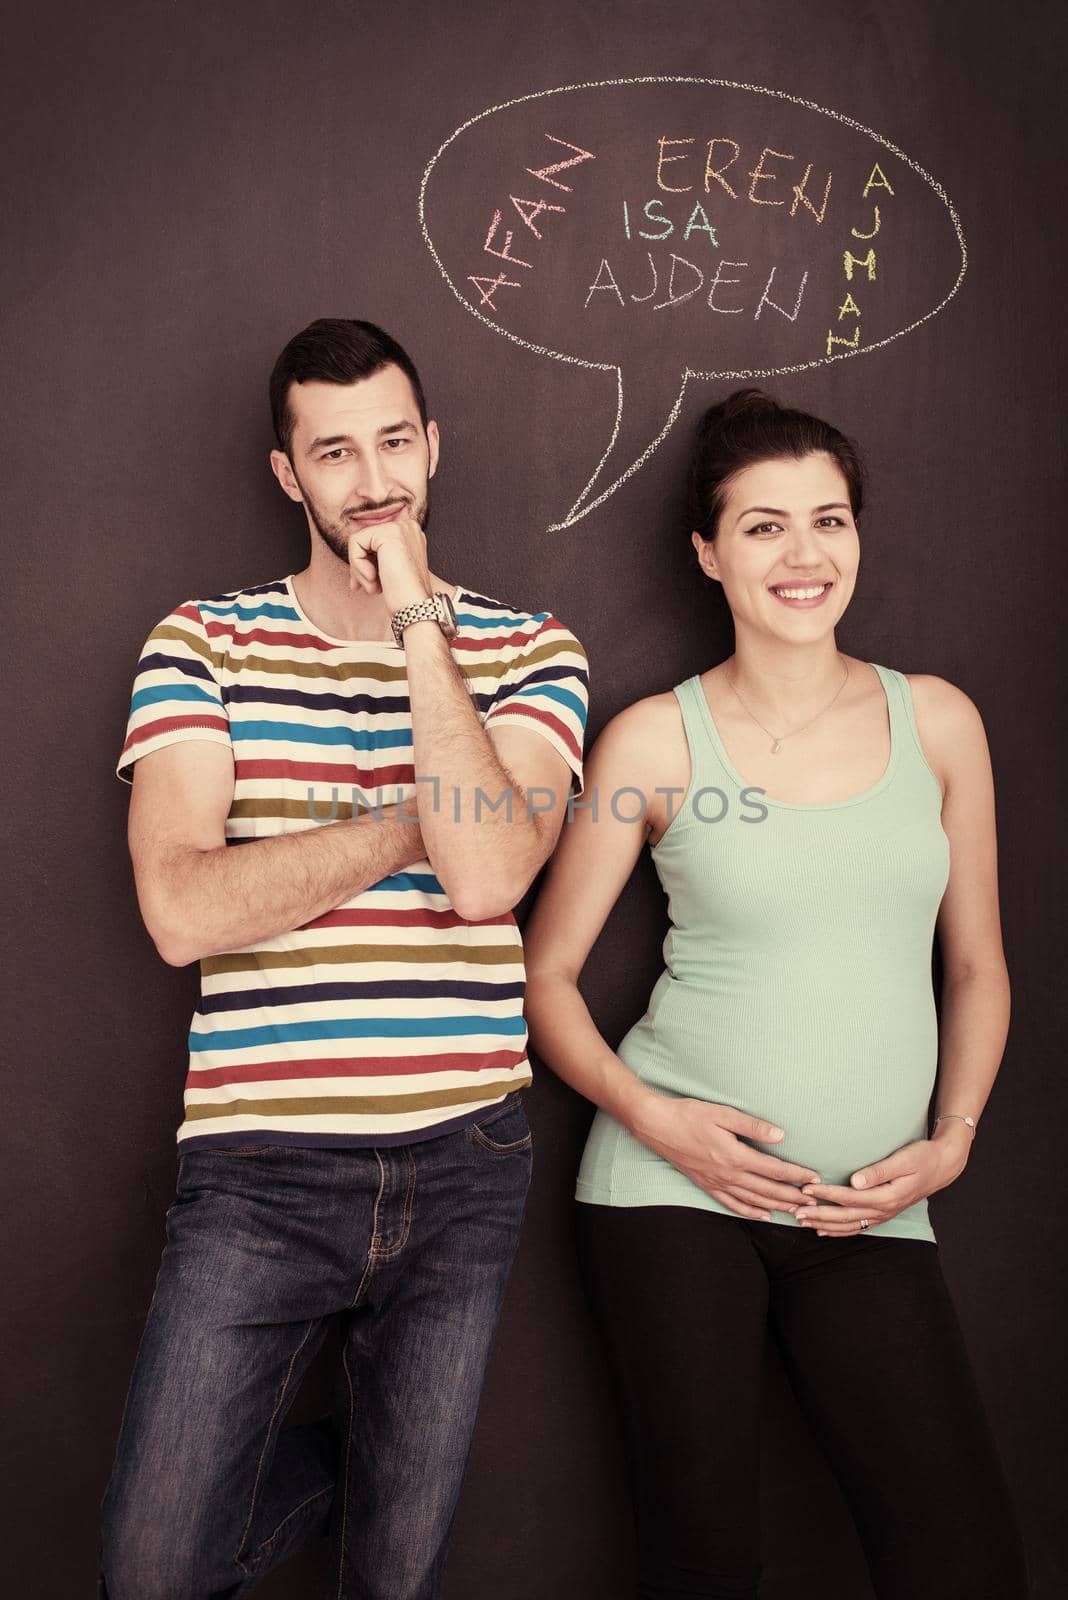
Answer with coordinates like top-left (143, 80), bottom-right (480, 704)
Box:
top-left (575, 1203), bottom-right (1030, 1600)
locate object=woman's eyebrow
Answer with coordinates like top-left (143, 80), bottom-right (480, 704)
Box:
top-left (735, 502), bottom-right (851, 521)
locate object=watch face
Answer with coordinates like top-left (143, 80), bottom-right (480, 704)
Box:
top-left (437, 592), bottom-right (458, 635)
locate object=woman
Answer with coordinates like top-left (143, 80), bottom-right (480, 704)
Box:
top-left (522, 390), bottom-right (1029, 1599)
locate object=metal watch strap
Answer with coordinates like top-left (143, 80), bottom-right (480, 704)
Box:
top-left (390, 591), bottom-right (457, 645)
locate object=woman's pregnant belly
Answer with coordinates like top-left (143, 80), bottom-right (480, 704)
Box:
top-left (616, 968), bottom-right (939, 1186)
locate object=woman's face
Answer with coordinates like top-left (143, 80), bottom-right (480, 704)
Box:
top-left (691, 451), bottom-right (860, 641)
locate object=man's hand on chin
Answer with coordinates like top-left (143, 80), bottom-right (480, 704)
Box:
top-left (346, 509), bottom-right (430, 608)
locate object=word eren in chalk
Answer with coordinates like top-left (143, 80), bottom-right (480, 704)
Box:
top-left (622, 198), bottom-right (720, 247)
top-left (468, 133), bottom-right (596, 313)
top-left (825, 162), bottom-right (894, 357)
top-left (586, 253), bottom-right (808, 321)
top-left (654, 137), bottom-right (832, 223)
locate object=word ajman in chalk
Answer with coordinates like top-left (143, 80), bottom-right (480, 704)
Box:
top-left (826, 163), bottom-right (895, 358)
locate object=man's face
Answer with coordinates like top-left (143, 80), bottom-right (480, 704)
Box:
top-left (271, 363), bottom-right (439, 562)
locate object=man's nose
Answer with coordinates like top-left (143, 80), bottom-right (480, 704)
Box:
top-left (353, 452), bottom-right (392, 505)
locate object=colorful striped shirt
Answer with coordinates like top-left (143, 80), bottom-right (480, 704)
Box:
top-left (116, 573), bottom-right (589, 1152)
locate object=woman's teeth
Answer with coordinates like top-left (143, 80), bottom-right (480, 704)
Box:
top-left (771, 583), bottom-right (830, 600)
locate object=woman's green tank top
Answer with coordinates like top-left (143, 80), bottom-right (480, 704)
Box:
top-left (576, 663), bottom-right (951, 1242)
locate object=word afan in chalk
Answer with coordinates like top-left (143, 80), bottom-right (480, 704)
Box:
top-left (826, 162), bottom-right (894, 357)
top-left (468, 133), bottom-right (596, 313)
top-left (586, 253), bottom-right (808, 320)
top-left (654, 137), bottom-right (831, 223)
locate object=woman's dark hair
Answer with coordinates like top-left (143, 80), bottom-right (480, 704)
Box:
top-left (689, 387), bottom-right (867, 542)
top-left (269, 318), bottom-right (428, 458)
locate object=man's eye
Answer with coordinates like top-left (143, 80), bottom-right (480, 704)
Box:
top-left (321, 449), bottom-right (345, 461)
top-left (383, 438), bottom-right (408, 450)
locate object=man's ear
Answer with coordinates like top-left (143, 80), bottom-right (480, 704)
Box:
top-left (270, 448), bottom-right (304, 504)
top-left (426, 419), bottom-right (440, 480)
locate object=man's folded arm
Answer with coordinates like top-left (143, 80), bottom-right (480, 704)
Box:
top-left (127, 738), bottom-right (428, 967)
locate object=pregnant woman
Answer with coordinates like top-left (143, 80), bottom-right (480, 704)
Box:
top-left (522, 390), bottom-right (1029, 1599)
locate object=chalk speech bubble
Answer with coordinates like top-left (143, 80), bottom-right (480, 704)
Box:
top-left (420, 77), bottom-right (967, 529)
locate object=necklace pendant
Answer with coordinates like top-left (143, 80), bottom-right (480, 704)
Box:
top-left (770, 738), bottom-right (783, 755)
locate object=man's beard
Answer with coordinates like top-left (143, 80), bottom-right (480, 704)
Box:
top-left (296, 475), bottom-right (431, 568)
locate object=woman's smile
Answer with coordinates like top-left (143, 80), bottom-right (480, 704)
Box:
top-left (767, 579), bottom-right (835, 609)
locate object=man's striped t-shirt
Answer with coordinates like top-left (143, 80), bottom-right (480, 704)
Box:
top-left (117, 573), bottom-right (589, 1153)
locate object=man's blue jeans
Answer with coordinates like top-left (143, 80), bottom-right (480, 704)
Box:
top-left (97, 1093), bottom-right (533, 1600)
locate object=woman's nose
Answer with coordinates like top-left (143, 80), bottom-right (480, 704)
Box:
top-left (784, 525), bottom-right (823, 564)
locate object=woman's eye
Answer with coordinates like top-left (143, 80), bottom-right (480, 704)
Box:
top-left (748, 517), bottom-right (846, 534)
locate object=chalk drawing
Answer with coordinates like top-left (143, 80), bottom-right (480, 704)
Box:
top-left (419, 77), bottom-right (967, 529)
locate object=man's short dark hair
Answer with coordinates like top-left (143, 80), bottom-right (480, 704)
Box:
top-left (269, 318), bottom-right (429, 458)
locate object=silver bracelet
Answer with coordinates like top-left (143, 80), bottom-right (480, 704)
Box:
top-left (932, 1113), bottom-right (977, 1139)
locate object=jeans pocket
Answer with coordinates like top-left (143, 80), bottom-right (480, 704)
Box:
top-left (467, 1095), bottom-right (533, 1155)
top-left (190, 1145), bottom-right (284, 1157)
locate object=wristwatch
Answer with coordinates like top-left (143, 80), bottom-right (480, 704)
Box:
top-left (390, 591), bottom-right (458, 646)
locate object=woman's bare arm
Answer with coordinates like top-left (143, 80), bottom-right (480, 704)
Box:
top-left (912, 674), bottom-right (1011, 1174)
top-left (523, 697), bottom-right (820, 1219)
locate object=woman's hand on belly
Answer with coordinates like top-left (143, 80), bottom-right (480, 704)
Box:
top-left (633, 1096), bottom-right (822, 1220)
top-left (793, 1135), bottom-right (970, 1235)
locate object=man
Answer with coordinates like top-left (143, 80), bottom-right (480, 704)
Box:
top-left (99, 318), bottom-right (589, 1599)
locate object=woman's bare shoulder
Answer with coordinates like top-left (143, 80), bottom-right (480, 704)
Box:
top-left (587, 689), bottom-right (686, 783)
top-left (596, 688), bottom-right (684, 745)
top-left (612, 685), bottom-right (683, 718)
top-left (902, 673), bottom-right (990, 792)
top-left (905, 673), bottom-right (985, 730)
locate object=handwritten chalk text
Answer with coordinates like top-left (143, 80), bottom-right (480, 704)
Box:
top-left (467, 133), bottom-right (596, 313)
top-left (825, 162), bottom-right (894, 356)
top-left (586, 253), bottom-right (808, 320)
top-left (654, 136), bottom-right (832, 223)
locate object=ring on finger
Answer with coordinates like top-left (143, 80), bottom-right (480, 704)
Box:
top-left (815, 1219), bottom-right (874, 1235)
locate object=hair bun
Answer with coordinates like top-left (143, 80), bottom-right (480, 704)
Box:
top-left (689, 387), bottom-right (865, 543)
top-left (718, 388), bottom-right (782, 422)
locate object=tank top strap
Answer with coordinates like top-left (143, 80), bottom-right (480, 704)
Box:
top-left (869, 661), bottom-right (945, 798)
top-left (672, 674), bottom-right (738, 788)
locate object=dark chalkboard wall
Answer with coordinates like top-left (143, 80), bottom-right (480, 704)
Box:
top-left (3, 2), bottom-right (1065, 1595)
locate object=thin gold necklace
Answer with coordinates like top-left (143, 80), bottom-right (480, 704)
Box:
top-left (725, 657), bottom-right (850, 755)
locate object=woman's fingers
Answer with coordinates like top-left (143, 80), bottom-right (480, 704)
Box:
top-left (725, 1182), bottom-right (804, 1213)
top-left (709, 1190), bottom-right (778, 1221)
top-left (684, 1158), bottom-right (808, 1213)
top-left (721, 1188), bottom-right (782, 1217)
top-left (742, 1147), bottom-right (822, 1186)
top-left (795, 1205), bottom-right (888, 1234)
top-left (795, 1178), bottom-right (910, 1230)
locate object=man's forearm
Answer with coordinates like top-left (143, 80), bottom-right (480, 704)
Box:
top-left (402, 620), bottom-right (545, 917)
top-left (148, 807), bottom-right (427, 966)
